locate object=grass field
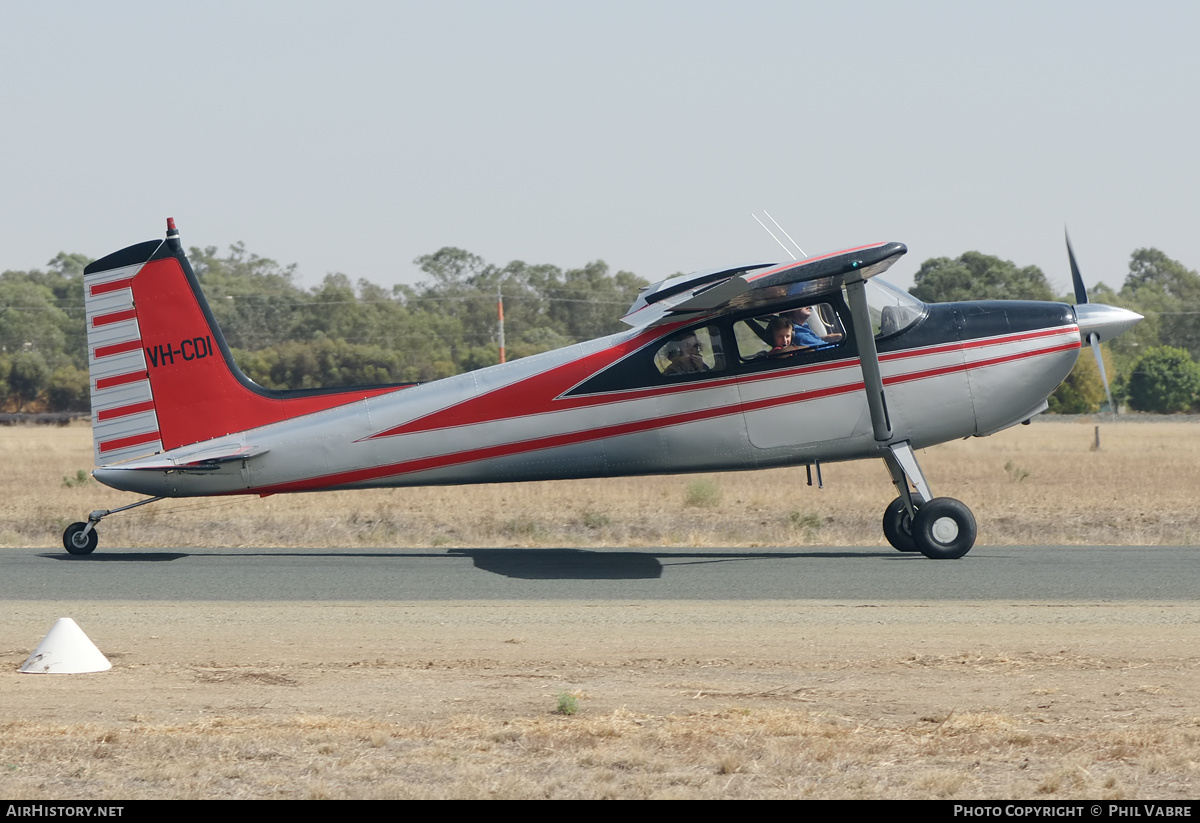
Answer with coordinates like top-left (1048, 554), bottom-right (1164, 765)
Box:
top-left (2, 417), bottom-right (1198, 550)
top-left (3, 419), bottom-right (1199, 799)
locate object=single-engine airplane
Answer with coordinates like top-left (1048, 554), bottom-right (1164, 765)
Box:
top-left (64, 220), bottom-right (1141, 559)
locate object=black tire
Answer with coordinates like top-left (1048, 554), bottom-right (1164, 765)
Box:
top-left (882, 497), bottom-right (920, 552)
top-left (63, 522), bottom-right (98, 555)
top-left (912, 498), bottom-right (976, 560)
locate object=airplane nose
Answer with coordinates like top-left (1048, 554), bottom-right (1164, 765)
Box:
top-left (1073, 303), bottom-right (1142, 344)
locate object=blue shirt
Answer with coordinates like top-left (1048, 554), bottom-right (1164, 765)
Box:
top-left (791, 322), bottom-right (826, 348)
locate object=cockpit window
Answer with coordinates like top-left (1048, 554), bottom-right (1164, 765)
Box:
top-left (863, 278), bottom-right (925, 338)
top-left (653, 325), bottom-right (725, 376)
top-left (733, 302), bottom-right (846, 361)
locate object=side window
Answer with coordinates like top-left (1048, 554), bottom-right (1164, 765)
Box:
top-left (734, 303), bottom-right (846, 361)
top-left (653, 325), bottom-right (725, 376)
top-left (859, 279), bottom-right (925, 338)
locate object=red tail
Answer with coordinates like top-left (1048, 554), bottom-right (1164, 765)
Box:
top-left (85, 220), bottom-right (404, 464)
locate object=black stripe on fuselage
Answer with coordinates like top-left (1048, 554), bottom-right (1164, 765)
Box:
top-left (879, 301), bottom-right (1076, 354)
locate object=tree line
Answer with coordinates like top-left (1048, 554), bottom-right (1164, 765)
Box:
top-left (2, 243), bottom-right (1199, 414)
top-left (0, 244), bottom-right (646, 412)
top-left (910, 250), bottom-right (1200, 413)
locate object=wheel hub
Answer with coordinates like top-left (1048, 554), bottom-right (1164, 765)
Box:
top-left (930, 516), bottom-right (959, 544)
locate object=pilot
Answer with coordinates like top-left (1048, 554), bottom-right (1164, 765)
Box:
top-left (663, 334), bottom-right (709, 375)
top-left (784, 305), bottom-right (843, 347)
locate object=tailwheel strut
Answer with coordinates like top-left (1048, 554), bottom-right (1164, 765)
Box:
top-left (62, 496), bottom-right (165, 555)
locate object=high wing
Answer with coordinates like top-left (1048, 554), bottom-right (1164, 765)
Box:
top-left (622, 242), bottom-right (907, 329)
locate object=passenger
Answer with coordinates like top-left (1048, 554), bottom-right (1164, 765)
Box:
top-left (663, 334), bottom-right (710, 375)
top-left (766, 316), bottom-right (803, 356)
top-left (783, 305), bottom-right (843, 347)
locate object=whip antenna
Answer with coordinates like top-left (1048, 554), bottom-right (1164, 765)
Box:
top-left (764, 210), bottom-right (807, 258)
top-left (751, 212), bottom-right (796, 260)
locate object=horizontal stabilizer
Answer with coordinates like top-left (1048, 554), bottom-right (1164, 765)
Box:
top-left (98, 443), bottom-right (270, 472)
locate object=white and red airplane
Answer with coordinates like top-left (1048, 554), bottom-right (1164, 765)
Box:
top-left (65, 220), bottom-right (1141, 559)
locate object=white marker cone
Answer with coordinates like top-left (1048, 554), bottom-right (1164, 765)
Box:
top-left (19, 617), bottom-right (112, 674)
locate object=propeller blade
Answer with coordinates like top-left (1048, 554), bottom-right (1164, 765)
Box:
top-left (1069, 229), bottom-right (1122, 416)
top-left (1066, 229), bottom-right (1088, 305)
top-left (1088, 332), bottom-right (1116, 416)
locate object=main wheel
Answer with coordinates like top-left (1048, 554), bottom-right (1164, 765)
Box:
top-left (63, 522), bottom-right (98, 555)
top-left (912, 498), bottom-right (976, 560)
top-left (882, 497), bottom-right (920, 552)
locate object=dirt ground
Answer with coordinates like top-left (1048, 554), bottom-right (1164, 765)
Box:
top-left (2, 600), bottom-right (1198, 799)
top-left (3, 420), bottom-right (1199, 798)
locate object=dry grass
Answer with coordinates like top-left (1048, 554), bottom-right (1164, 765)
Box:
top-left (1, 707), bottom-right (1196, 800)
top-left (3, 419), bottom-right (1199, 799)
top-left (3, 417), bottom-right (1199, 549)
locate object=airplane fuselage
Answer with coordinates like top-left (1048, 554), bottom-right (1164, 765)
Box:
top-left (94, 298), bottom-right (1081, 498)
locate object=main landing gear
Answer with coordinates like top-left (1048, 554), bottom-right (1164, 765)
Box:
top-left (881, 443), bottom-right (976, 559)
top-left (62, 496), bottom-right (164, 555)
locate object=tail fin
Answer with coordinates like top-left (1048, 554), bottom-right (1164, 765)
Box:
top-left (84, 219), bottom-right (404, 466)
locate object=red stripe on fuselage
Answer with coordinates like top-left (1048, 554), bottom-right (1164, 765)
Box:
top-left (248, 333), bottom-right (1078, 495)
top-left (878, 326), bottom-right (1073, 363)
top-left (885, 340), bottom-right (1080, 387)
top-left (370, 325), bottom-right (1081, 440)
top-left (365, 321), bottom-right (689, 440)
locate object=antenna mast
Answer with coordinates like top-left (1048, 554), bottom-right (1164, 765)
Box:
top-left (751, 211), bottom-right (807, 260)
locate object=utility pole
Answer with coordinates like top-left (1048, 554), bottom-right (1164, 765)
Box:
top-left (497, 283), bottom-right (506, 364)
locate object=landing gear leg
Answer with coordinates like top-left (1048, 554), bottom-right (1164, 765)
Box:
top-left (62, 496), bottom-right (165, 556)
top-left (881, 442), bottom-right (976, 559)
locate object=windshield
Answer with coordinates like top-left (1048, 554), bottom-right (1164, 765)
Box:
top-left (861, 278), bottom-right (926, 337)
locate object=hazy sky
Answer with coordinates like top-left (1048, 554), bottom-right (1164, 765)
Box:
top-left (3, 1), bottom-right (1197, 295)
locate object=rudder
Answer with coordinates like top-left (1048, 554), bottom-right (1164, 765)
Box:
top-left (84, 219), bottom-right (406, 466)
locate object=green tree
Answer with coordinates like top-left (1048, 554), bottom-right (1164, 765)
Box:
top-left (0, 278), bottom-right (72, 367)
top-left (1126, 346), bottom-right (1200, 413)
top-left (548, 261), bottom-right (645, 341)
top-left (46, 364), bottom-right (90, 411)
top-left (8, 351), bottom-right (50, 411)
top-left (191, 243), bottom-right (310, 350)
top-left (1047, 346), bottom-right (1112, 414)
top-left (911, 252), bottom-right (1055, 303)
top-left (240, 338), bottom-right (412, 390)
top-left (409, 247), bottom-right (646, 372)
top-left (1116, 249), bottom-right (1200, 363)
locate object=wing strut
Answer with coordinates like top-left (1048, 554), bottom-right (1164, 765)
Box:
top-left (845, 279), bottom-right (891, 442)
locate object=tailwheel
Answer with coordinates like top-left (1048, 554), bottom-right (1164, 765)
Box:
top-left (882, 497), bottom-right (920, 553)
top-left (912, 497), bottom-right (976, 560)
top-left (63, 522), bottom-right (98, 556)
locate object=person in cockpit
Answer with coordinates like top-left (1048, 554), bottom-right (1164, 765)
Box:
top-left (783, 305), bottom-right (843, 347)
top-left (663, 334), bottom-right (710, 375)
top-left (766, 316), bottom-right (802, 356)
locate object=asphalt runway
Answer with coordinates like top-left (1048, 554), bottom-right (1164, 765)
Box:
top-left (3, 544), bottom-right (1197, 601)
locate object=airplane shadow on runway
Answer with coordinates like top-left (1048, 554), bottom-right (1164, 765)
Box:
top-left (449, 549), bottom-right (900, 579)
top-left (40, 547), bottom-right (903, 579)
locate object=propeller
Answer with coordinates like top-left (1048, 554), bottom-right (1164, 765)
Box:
top-left (1066, 229), bottom-right (1117, 416)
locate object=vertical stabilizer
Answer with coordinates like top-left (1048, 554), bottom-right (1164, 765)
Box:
top-left (83, 220), bottom-right (406, 466)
